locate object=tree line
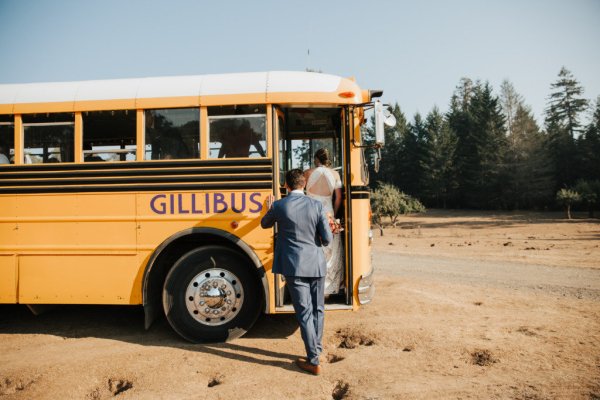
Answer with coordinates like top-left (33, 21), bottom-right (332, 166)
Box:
top-left (366, 67), bottom-right (600, 214)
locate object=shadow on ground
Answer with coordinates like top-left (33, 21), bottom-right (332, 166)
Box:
top-left (0, 304), bottom-right (299, 364)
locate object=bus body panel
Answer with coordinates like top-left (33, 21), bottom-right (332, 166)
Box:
top-left (0, 255), bottom-right (17, 303)
top-left (9, 190), bottom-right (273, 305)
top-left (0, 194), bottom-right (17, 302)
top-left (349, 198), bottom-right (372, 308)
top-left (348, 116), bottom-right (373, 307)
top-left (18, 254), bottom-right (140, 304)
top-left (12, 192), bottom-right (137, 303)
top-left (15, 193), bottom-right (137, 251)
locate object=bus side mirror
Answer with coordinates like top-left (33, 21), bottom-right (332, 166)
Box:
top-left (373, 100), bottom-right (396, 146)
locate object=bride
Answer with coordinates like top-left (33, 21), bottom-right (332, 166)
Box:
top-left (304, 148), bottom-right (344, 295)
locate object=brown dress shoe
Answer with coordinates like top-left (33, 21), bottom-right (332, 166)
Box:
top-left (295, 358), bottom-right (322, 375)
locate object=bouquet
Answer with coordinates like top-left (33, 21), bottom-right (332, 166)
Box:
top-left (327, 213), bottom-right (343, 234)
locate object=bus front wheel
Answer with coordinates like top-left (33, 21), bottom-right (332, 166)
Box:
top-left (162, 245), bottom-right (262, 343)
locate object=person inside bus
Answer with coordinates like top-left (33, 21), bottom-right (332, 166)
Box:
top-left (218, 120), bottom-right (265, 158)
top-left (304, 148), bottom-right (343, 295)
top-left (151, 131), bottom-right (190, 160)
top-left (0, 141), bottom-right (10, 164)
top-left (83, 142), bottom-right (104, 162)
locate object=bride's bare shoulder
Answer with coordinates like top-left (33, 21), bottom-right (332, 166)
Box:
top-left (304, 168), bottom-right (315, 180)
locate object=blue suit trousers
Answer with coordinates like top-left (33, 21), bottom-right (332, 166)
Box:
top-left (285, 276), bottom-right (325, 366)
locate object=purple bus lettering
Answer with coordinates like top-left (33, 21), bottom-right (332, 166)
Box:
top-left (249, 192), bottom-right (263, 213)
top-left (177, 194), bottom-right (190, 214)
top-left (150, 194), bottom-right (167, 214)
top-left (191, 193), bottom-right (203, 214)
top-left (214, 193), bottom-right (227, 213)
top-left (231, 193), bottom-right (246, 213)
top-left (169, 194), bottom-right (175, 214)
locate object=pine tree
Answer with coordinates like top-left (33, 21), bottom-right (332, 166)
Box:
top-left (545, 67), bottom-right (588, 189)
top-left (498, 81), bottom-right (554, 209)
top-left (448, 79), bottom-right (506, 208)
top-left (546, 67), bottom-right (589, 138)
top-left (499, 79), bottom-right (523, 138)
top-left (578, 97), bottom-right (600, 182)
top-left (505, 104), bottom-right (554, 208)
top-left (469, 82), bottom-right (508, 208)
top-left (423, 107), bottom-right (458, 208)
top-left (447, 78), bottom-right (476, 208)
top-left (397, 113), bottom-right (426, 197)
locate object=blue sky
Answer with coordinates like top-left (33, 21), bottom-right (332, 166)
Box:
top-left (0, 0), bottom-right (598, 124)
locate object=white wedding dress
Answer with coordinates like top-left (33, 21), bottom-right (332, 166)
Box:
top-left (306, 166), bottom-right (344, 295)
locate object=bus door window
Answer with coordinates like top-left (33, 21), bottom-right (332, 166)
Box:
top-left (280, 108), bottom-right (342, 175)
top-left (83, 110), bottom-right (136, 162)
top-left (208, 105), bottom-right (266, 159)
top-left (23, 113), bottom-right (75, 164)
top-left (144, 108), bottom-right (200, 160)
top-left (0, 115), bottom-right (14, 164)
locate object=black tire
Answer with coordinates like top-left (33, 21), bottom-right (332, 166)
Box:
top-left (162, 245), bottom-right (262, 343)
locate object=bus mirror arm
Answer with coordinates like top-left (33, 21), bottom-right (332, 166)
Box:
top-left (374, 147), bottom-right (382, 173)
top-left (351, 101), bottom-right (392, 150)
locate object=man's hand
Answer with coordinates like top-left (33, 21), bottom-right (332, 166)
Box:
top-left (266, 194), bottom-right (274, 210)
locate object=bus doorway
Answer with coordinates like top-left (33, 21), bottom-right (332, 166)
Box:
top-left (273, 106), bottom-right (350, 310)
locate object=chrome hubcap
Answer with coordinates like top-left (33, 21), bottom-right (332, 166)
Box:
top-left (185, 268), bottom-right (243, 326)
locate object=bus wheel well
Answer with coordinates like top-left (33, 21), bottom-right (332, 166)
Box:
top-left (143, 231), bottom-right (266, 330)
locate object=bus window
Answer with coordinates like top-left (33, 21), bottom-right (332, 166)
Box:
top-left (145, 108), bottom-right (200, 160)
top-left (208, 105), bottom-right (266, 158)
top-left (0, 115), bottom-right (14, 164)
top-left (82, 110), bottom-right (136, 162)
top-left (23, 113), bottom-right (74, 164)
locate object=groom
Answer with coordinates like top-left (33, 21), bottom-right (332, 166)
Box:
top-left (261, 169), bottom-right (333, 375)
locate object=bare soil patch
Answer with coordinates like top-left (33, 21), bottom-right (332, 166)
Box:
top-left (470, 349), bottom-right (498, 366)
top-left (335, 326), bottom-right (376, 349)
top-left (375, 209), bottom-right (600, 269)
top-left (332, 380), bottom-right (351, 400)
top-left (207, 374), bottom-right (224, 388)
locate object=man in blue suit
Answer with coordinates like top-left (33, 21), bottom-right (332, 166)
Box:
top-left (261, 169), bottom-right (333, 375)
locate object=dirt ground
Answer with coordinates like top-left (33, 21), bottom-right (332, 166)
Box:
top-left (1, 210), bottom-right (599, 399)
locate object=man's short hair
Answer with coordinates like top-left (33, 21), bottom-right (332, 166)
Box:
top-left (285, 169), bottom-right (306, 190)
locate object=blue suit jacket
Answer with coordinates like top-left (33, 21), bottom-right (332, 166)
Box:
top-left (261, 192), bottom-right (333, 277)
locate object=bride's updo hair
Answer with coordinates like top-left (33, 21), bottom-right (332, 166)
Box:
top-left (314, 148), bottom-right (332, 167)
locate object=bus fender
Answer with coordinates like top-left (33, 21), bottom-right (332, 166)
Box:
top-left (142, 227), bottom-right (269, 329)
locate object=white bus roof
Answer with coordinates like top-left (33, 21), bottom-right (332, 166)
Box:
top-left (0, 71), bottom-right (364, 113)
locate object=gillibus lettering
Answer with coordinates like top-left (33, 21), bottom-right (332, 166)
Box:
top-left (149, 192), bottom-right (263, 215)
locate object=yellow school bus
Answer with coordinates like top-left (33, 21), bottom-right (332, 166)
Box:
top-left (0, 71), bottom-right (385, 342)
